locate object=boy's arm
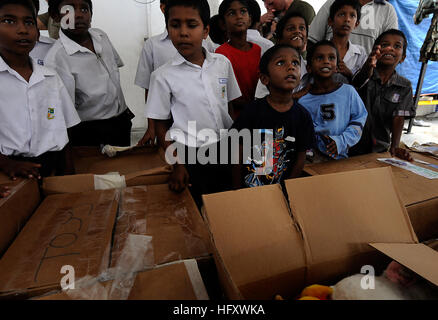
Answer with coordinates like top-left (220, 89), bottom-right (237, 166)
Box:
top-left (390, 116), bottom-right (413, 161)
top-left (0, 154), bottom-right (41, 180)
top-left (288, 151), bottom-right (306, 179)
top-left (155, 119), bottom-right (190, 192)
top-left (352, 45), bottom-right (381, 89)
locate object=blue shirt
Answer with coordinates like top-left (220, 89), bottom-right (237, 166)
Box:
top-left (298, 83), bottom-right (368, 159)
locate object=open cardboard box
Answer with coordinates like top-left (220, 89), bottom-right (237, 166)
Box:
top-left (71, 146), bottom-right (170, 175)
top-left (0, 174), bottom-right (40, 257)
top-left (34, 259), bottom-right (209, 300)
top-left (304, 152), bottom-right (438, 241)
top-left (202, 167), bottom-right (438, 300)
top-left (0, 185), bottom-right (213, 299)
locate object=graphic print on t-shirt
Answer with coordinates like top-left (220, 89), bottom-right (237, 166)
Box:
top-left (244, 127), bottom-right (294, 187)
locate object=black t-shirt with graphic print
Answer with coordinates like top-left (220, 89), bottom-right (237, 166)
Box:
top-left (231, 97), bottom-right (316, 188)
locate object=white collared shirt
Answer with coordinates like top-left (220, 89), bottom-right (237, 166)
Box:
top-left (0, 56), bottom-right (80, 157)
top-left (247, 29), bottom-right (274, 56)
top-left (146, 50), bottom-right (242, 147)
top-left (343, 41), bottom-right (367, 76)
top-left (135, 30), bottom-right (216, 90)
top-left (45, 28), bottom-right (127, 121)
top-left (30, 36), bottom-right (55, 66)
top-left (255, 57), bottom-right (307, 99)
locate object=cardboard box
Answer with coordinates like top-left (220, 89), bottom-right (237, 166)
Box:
top-left (72, 146), bottom-right (170, 175)
top-left (0, 178), bottom-right (40, 257)
top-left (304, 153), bottom-right (438, 241)
top-left (35, 259), bottom-right (209, 300)
top-left (202, 168), bottom-right (438, 300)
top-left (111, 185), bottom-right (212, 269)
top-left (42, 167), bottom-right (172, 196)
top-left (0, 189), bottom-right (119, 299)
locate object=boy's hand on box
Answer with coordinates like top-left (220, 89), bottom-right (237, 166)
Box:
top-left (391, 147), bottom-right (413, 162)
top-left (2, 160), bottom-right (41, 180)
top-left (325, 136), bottom-right (338, 159)
top-left (137, 127), bottom-right (156, 146)
top-left (0, 186), bottom-right (10, 198)
top-left (169, 164), bottom-right (191, 193)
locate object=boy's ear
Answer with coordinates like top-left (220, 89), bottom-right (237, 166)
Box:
top-left (400, 54), bottom-right (406, 64)
top-left (203, 25), bottom-right (210, 40)
top-left (327, 17), bottom-right (333, 28)
top-left (160, 3), bottom-right (165, 14)
top-left (260, 73), bottom-right (270, 86)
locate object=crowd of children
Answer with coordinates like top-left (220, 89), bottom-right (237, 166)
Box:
top-left (0, 0), bottom-right (417, 204)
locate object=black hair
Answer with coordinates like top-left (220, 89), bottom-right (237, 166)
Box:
top-left (374, 29), bottom-right (408, 57)
top-left (165, 0), bottom-right (210, 27)
top-left (0, 0), bottom-right (37, 21)
top-left (275, 11), bottom-right (308, 41)
top-left (329, 0), bottom-right (362, 22)
top-left (48, 0), bottom-right (93, 18)
top-left (209, 14), bottom-right (227, 45)
top-left (247, 0), bottom-right (261, 29)
top-left (259, 44), bottom-right (300, 75)
top-left (306, 40), bottom-right (340, 68)
top-left (31, 0), bottom-right (39, 13)
top-left (160, 0), bottom-right (167, 4)
top-left (219, 0), bottom-right (250, 19)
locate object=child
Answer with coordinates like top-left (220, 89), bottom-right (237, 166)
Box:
top-left (232, 44), bottom-right (315, 188)
top-left (255, 11), bottom-right (308, 99)
top-left (0, 0), bottom-right (80, 179)
top-left (146, 0), bottom-right (241, 207)
top-left (328, 0), bottom-right (367, 81)
top-left (350, 29), bottom-right (414, 161)
top-left (30, 0), bottom-right (55, 66)
top-left (208, 14), bottom-right (227, 50)
top-left (246, 0), bottom-right (273, 55)
top-left (298, 40), bottom-right (367, 161)
top-left (216, 0), bottom-right (262, 118)
top-left (45, 0), bottom-right (133, 147)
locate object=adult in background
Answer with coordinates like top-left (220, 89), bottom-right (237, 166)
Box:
top-left (308, 0), bottom-right (398, 54)
top-left (37, 0), bottom-right (61, 39)
top-left (260, 0), bottom-right (315, 40)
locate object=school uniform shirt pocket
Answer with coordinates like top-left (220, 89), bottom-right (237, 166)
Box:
top-left (41, 106), bottom-right (67, 131)
top-left (382, 89), bottom-right (409, 120)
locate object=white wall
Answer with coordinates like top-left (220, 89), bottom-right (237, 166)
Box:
top-left (37, 0), bottom-right (323, 130)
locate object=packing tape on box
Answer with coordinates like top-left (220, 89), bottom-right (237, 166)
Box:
top-left (94, 173), bottom-right (127, 190)
top-left (183, 259), bottom-right (209, 300)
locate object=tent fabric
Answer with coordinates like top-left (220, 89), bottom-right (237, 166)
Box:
top-left (390, 0), bottom-right (438, 94)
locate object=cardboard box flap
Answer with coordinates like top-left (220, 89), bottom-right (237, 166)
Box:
top-left (202, 184), bottom-right (306, 289)
top-left (284, 167), bottom-right (418, 267)
top-left (371, 243), bottom-right (438, 286)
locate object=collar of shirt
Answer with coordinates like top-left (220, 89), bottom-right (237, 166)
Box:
top-left (171, 47), bottom-right (215, 68)
top-left (59, 28), bottom-right (103, 56)
top-left (247, 29), bottom-right (262, 39)
top-left (345, 40), bottom-right (363, 58)
top-left (38, 35), bottom-right (56, 45)
top-left (159, 29), bottom-right (170, 41)
top-left (372, 69), bottom-right (409, 87)
top-left (0, 55), bottom-right (55, 86)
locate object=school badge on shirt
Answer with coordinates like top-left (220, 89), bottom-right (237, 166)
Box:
top-left (47, 108), bottom-right (55, 120)
top-left (391, 93), bottom-right (400, 103)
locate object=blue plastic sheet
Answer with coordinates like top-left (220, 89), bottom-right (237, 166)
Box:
top-left (390, 0), bottom-right (438, 94)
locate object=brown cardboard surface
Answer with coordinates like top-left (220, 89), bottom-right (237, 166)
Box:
top-left (203, 168), bottom-right (421, 299)
top-left (72, 146), bottom-right (169, 175)
top-left (202, 184), bottom-right (307, 300)
top-left (111, 185), bottom-right (212, 269)
top-left (36, 260), bottom-right (207, 300)
top-left (0, 189), bottom-right (119, 298)
top-left (371, 243), bottom-right (438, 286)
top-left (0, 179), bottom-right (40, 257)
top-left (406, 198), bottom-right (438, 242)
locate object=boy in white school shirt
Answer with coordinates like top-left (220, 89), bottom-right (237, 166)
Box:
top-left (45, 0), bottom-right (134, 147)
top-left (29, 0), bottom-right (55, 66)
top-left (146, 0), bottom-right (241, 208)
top-left (0, 0), bottom-right (80, 179)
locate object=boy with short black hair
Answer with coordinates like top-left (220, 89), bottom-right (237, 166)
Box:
top-left (146, 0), bottom-right (241, 206)
top-left (246, 0), bottom-right (273, 55)
top-left (216, 0), bottom-right (262, 118)
top-left (45, 0), bottom-right (134, 147)
top-left (232, 44), bottom-right (315, 188)
top-left (0, 0), bottom-right (80, 179)
top-left (328, 0), bottom-right (367, 81)
top-left (351, 29), bottom-right (414, 161)
top-left (30, 0), bottom-right (55, 66)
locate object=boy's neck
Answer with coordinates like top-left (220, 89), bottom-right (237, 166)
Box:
top-left (184, 48), bottom-right (206, 67)
top-left (267, 88), bottom-right (294, 112)
top-left (332, 35), bottom-right (349, 60)
top-left (311, 76), bottom-right (339, 94)
top-left (376, 65), bottom-right (396, 84)
top-left (0, 52), bottom-right (33, 81)
top-left (64, 30), bottom-right (92, 48)
top-left (228, 32), bottom-right (251, 51)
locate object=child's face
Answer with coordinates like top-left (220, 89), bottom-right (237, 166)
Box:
top-left (57, 0), bottom-right (92, 36)
top-left (377, 34), bottom-right (406, 67)
top-left (329, 5), bottom-right (359, 37)
top-left (309, 45), bottom-right (337, 78)
top-left (0, 4), bottom-right (38, 57)
top-left (279, 16), bottom-right (307, 53)
top-left (223, 1), bottom-right (251, 35)
top-left (167, 6), bottom-right (209, 61)
top-left (261, 47), bottom-right (301, 92)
